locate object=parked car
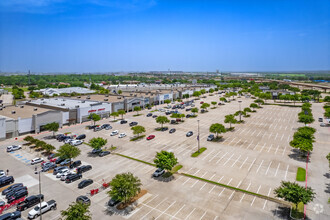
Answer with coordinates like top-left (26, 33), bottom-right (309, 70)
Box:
top-left (101, 124), bottom-right (112, 130)
top-left (161, 127), bottom-right (168, 131)
top-left (6, 145), bottom-right (21, 152)
top-left (107, 198), bottom-right (120, 207)
top-left (186, 131), bottom-right (193, 137)
top-left (201, 109), bottom-right (206, 113)
top-left (320, 122), bottom-right (327, 127)
top-left (153, 168), bottom-right (165, 177)
top-left (169, 128), bottom-right (176, 133)
top-left (120, 120), bottom-right (127, 124)
top-left (171, 120), bottom-right (177, 124)
top-left (53, 166), bottom-right (67, 175)
top-left (41, 163), bottom-right (56, 172)
top-left (76, 165), bottom-right (92, 174)
top-left (319, 117), bottom-right (323, 122)
top-left (110, 130), bottom-right (119, 136)
top-left (146, 113), bottom-right (152, 117)
top-left (56, 168), bottom-right (70, 178)
top-left (129, 122), bottom-right (138, 126)
top-left (70, 140), bottom-right (83, 146)
top-left (91, 148), bottom-right (102, 154)
top-left (7, 189), bottom-right (28, 204)
top-left (78, 179), bottom-right (93, 189)
top-left (64, 138), bottom-right (73, 144)
top-left (65, 173), bottom-right (82, 183)
top-left (0, 170), bottom-right (5, 178)
top-left (27, 200), bottom-right (56, 219)
top-left (69, 160), bottom-right (81, 169)
top-left (5, 186), bottom-right (27, 200)
top-left (200, 101), bottom-right (204, 104)
top-left (47, 153), bottom-right (56, 160)
top-left (76, 196), bottom-right (90, 205)
top-left (31, 158), bottom-right (43, 165)
top-left (60, 159), bottom-right (71, 166)
top-left (87, 125), bottom-right (97, 130)
top-left (2, 183), bottom-right (23, 196)
top-left (152, 115), bottom-right (158, 118)
top-left (17, 194), bottom-right (44, 211)
top-left (55, 157), bottom-right (65, 164)
top-left (99, 151), bottom-right (110, 157)
top-left (60, 171), bottom-right (75, 181)
top-left (76, 134), bottom-right (86, 140)
top-left (146, 135), bottom-right (155, 140)
top-left (207, 134), bottom-right (215, 141)
top-left (0, 211), bottom-right (21, 220)
top-left (94, 126), bottom-right (102, 132)
top-left (118, 133), bottom-right (126, 138)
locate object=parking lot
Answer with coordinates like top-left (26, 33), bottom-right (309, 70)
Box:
top-left (1, 94), bottom-right (317, 219)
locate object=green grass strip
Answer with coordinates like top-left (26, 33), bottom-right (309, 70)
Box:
top-left (191, 147), bottom-right (207, 157)
top-left (181, 173), bottom-right (291, 206)
top-left (114, 153), bottom-right (156, 167)
top-left (264, 103), bottom-right (302, 108)
top-left (296, 167), bottom-right (306, 182)
top-left (171, 165), bottom-right (183, 173)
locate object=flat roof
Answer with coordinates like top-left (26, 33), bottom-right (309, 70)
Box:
top-left (75, 94), bottom-right (122, 103)
top-left (28, 98), bottom-right (104, 109)
top-left (0, 105), bottom-right (51, 120)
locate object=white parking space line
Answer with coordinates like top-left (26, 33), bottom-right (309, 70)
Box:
top-left (263, 188), bottom-right (272, 210)
top-left (268, 133), bottom-right (272, 139)
top-left (182, 170), bottom-right (200, 185)
top-left (202, 149), bottom-right (215, 160)
top-left (219, 178), bottom-right (232, 196)
top-left (208, 151), bottom-right (222, 162)
top-left (231, 155), bottom-right (241, 167)
top-left (248, 158), bottom-right (256, 171)
top-left (191, 172), bottom-right (207, 188)
top-left (287, 136), bottom-right (291, 142)
top-left (228, 181), bottom-right (242, 200)
top-left (239, 157), bottom-right (248, 169)
top-left (274, 145), bottom-right (280, 154)
top-left (267, 144), bottom-right (273, 153)
top-left (260, 143), bottom-right (266, 152)
top-left (140, 198), bottom-right (168, 220)
top-left (275, 133), bottom-right (278, 140)
top-left (184, 208), bottom-right (196, 220)
top-left (200, 174), bottom-right (215, 191)
top-left (274, 163), bottom-right (280, 177)
top-left (216, 152), bottom-right (229, 164)
top-left (209, 176), bottom-right (223, 194)
top-left (239, 182), bottom-right (251, 202)
top-left (282, 145), bottom-right (287, 156)
top-left (251, 130), bottom-right (256, 136)
top-left (155, 201), bottom-right (176, 220)
top-left (285, 126), bottom-right (287, 130)
top-left (265, 161), bottom-right (272, 175)
top-left (256, 131), bottom-right (262, 137)
top-left (171, 204), bottom-right (185, 219)
top-left (235, 139), bottom-right (242, 146)
top-left (284, 165), bottom-right (289, 180)
top-left (251, 185), bottom-right (261, 206)
top-left (256, 160), bottom-right (264, 173)
top-left (223, 153), bottom-right (235, 166)
top-left (228, 137), bottom-right (237, 145)
top-left (200, 211), bottom-right (207, 220)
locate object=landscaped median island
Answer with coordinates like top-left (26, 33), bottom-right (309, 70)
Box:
top-left (191, 147), bottom-right (207, 157)
top-left (130, 135), bottom-right (146, 141)
top-left (114, 153), bottom-right (156, 167)
top-left (296, 167), bottom-right (306, 182)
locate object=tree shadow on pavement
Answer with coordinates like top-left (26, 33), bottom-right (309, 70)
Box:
top-left (288, 149), bottom-right (311, 163)
top-left (151, 174), bottom-right (175, 182)
top-left (271, 206), bottom-right (312, 220)
top-left (103, 202), bottom-right (136, 216)
top-left (325, 183), bottom-right (330, 194)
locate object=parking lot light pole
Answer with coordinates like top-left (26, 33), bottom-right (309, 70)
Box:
top-left (238, 100), bottom-right (242, 122)
top-left (34, 166), bottom-right (42, 220)
top-left (197, 120), bottom-right (200, 153)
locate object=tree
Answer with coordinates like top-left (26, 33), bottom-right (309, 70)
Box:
top-left (254, 99), bottom-right (264, 107)
top-left (61, 202), bottom-right (91, 220)
top-left (154, 151), bottom-right (178, 172)
top-left (43, 144), bottom-right (55, 154)
top-left (250, 103), bottom-right (258, 111)
top-left (57, 144), bottom-right (81, 160)
top-left (23, 136), bottom-right (34, 143)
top-left (209, 88), bottom-right (214, 93)
top-left (44, 122), bottom-right (59, 138)
top-left (133, 106), bottom-right (141, 115)
top-left (244, 107), bottom-right (252, 113)
top-left (200, 89), bottom-right (206, 94)
top-left (224, 114), bottom-right (237, 129)
top-left (192, 91), bottom-right (201, 98)
top-left (298, 115), bottom-right (314, 126)
top-left (290, 136), bottom-right (313, 154)
top-left (219, 97), bottom-right (227, 103)
top-left (156, 116), bottom-right (170, 128)
top-left (191, 107), bottom-right (198, 114)
top-left (201, 103), bottom-right (210, 111)
top-left (131, 125), bottom-right (146, 137)
top-left (110, 112), bottom-right (119, 120)
top-left (88, 113), bottom-right (101, 126)
top-left (211, 101), bottom-right (217, 108)
top-left (326, 153), bottom-right (330, 167)
top-left (324, 96), bottom-right (330, 102)
top-left (107, 172), bottom-right (142, 204)
top-left (164, 99), bottom-right (171, 104)
top-left (118, 90), bottom-right (122, 95)
top-left (234, 111), bottom-right (245, 121)
top-left (118, 109), bottom-right (126, 120)
top-left (209, 123), bottom-right (226, 138)
top-left (274, 181), bottom-right (315, 211)
top-left (89, 137), bottom-right (107, 150)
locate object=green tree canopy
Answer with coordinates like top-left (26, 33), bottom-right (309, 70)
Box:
top-left (192, 91), bottom-right (201, 98)
top-left (44, 122), bottom-right (60, 137)
top-left (201, 103), bottom-right (210, 110)
top-left (133, 106), bottom-right (141, 115)
top-left (43, 144), bottom-right (55, 154)
top-left (250, 103), bottom-right (258, 110)
top-left (61, 202), bottom-right (91, 220)
top-left (324, 96), bottom-right (330, 102)
top-left (298, 115), bottom-right (314, 126)
top-left (224, 114), bottom-right (237, 129)
top-left (219, 97), bottom-right (227, 102)
top-left (209, 123), bottom-right (226, 138)
top-left (290, 136), bottom-right (313, 154)
top-left (89, 137), bottom-right (107, 150)
top-left (164, 99), bottom-right (171, 104)
top-left (244, 107), bottom-right (252, 112)
top-left (57, 144), bottom-right (81, 160)
top-left (110, 112), bottom-right (119, 120)
top-left (156, 116), bottom-right (170, 128)
top-left (274, 181), bottom-right (315, 209)
top-left (191, 107), bottom-right (199, 113)
top-left (131, 125), bottom-right (146, 137)
top-left (118, 109), bottom-right (126, 119)
top-left (211, 101), bottom-right (217, 107)
top-left (88, 113), bottom-right (101, 126)
top-left (107, 172), bottom-right (142, 204)
top-left (154, 150), bottom-right (178, 171)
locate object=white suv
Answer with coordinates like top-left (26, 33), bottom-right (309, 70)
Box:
top-left (110, 130), bottom-right (119, 136)
top-left (118, 133), bottom-right (126, 138)
top-left (70, 140), bottom-right (83, 146)
top-left (6, 145), bottom-right (21, 152)
top-left (31, 158), bottom-right (44, 165)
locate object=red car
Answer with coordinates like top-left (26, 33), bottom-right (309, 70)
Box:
top-left (49, 158), bottom-right (57, 163)
top-left (147, 135), bottom-right (155, 140)
top-left (200, 101), bottom-right (204, 104)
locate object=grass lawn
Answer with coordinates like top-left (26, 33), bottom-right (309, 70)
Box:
top-left (191, 147), bottom-right (207, 157)
top-left (171, 164), bottom-right (183, 173)
top-left (296, 167), bottom-right (306, 181)
top-left (130, 135), bottom-right (146, 141)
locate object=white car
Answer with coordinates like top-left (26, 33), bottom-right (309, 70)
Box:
top-left (56, 168), bottom-right (69, 178)
top-left (110, 130), bottom-right (119, 136)
top-left (0, 170), bottom-right (5, 177)
top-left (60, 171), bottom-right (74, 181)
top-left (64, 138), bottom-right (74, 144)
top-left (6, 145), bottom-right (21, 152)
top-left (31, 158), bottom-right (44, 165)
top-left (70, 140), bottom-right (83, 146)
top-left (118, 133), bottom-right (126, 138)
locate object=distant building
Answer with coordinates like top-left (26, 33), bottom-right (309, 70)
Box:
top-left (35, 87), bottom-right (94, 96)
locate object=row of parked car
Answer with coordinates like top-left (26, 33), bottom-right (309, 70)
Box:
top-left (56, 134), bottom-right (85, 146)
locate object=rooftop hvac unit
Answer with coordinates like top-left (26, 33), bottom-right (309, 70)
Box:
top-left (11, 111), bottom-right (16, 114)
top-left (42, 101), bottom-right (46, 104)
top-left (41, 98), bottom-right (44, 100)
top-left (55, 98), bottom-right (58, 100)
top-left (34, 108), bottom-right (38, 111)
top-left (87, 96), bottom-right (90, 99)
top-left (61, 103), bottom-right (65, 106)
top-left (117, 97), bottom-right (121, 99)
top-left (62, 99), bottom-right (65, 101)
top-left (75, 105), bottom-right (79, 108)
top-left (134, 95), bottom-right (137, 97)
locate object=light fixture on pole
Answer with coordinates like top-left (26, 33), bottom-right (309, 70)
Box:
top-left (238, 100), bottom-right (242, 122)
top-left (197, 120), bottom-right (200, 153)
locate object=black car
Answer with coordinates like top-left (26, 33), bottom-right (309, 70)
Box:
top-left (55, 157), bottom-right (65, 164)
top-left (6, 187), bottom-right (27, 199)
top-left (169, 128), bottom-right (176, 133)
top-left (186, 131), bottom-right (193, 137)
top-left (91, 148), bottom-right (102, 154)
top-left (76, 134), bottom-right (86, 140)
top-left (0, 211), bottom-right (21, 220)
top-left (53, 166), bottom-right (67, 175)
top-left (2, 183), bottom-right (23, 196)
top-left (107, 198), bottom-right (120, 207)
top-left (16, 194), bottom-right (44, 211)
top-left (129, 122), bottom-right (138, 126)
top-left (207, 134), bottom-right (215, 141)
top-left (170, 120), bottom-right (177, 124)
top-left (65, 173), bottom-right (82, 183)
top-left (78, 179), bottom-right (93, 189)
top-left (161, 127), bottom-right (168, 131)
top-left (87, 125), bottom-right (97, 130)
top-left (76, 196), bottom-right (91, 205)
top-left (201, 109), bottom-right (206, 113)
top-left (152, 115), bottom-right (157, 118)
top-left (146, 113), bottom-right (152, 117)
top-left (0, 176), bottom-right (14, 188)
top-left (56, 134), bottom-right (65, 141)
top-left (76, 165), bottom-right (92, 174)
top-left (69, 160), bottom-right (81, 169)
top-left (7, 189), bottom-right (28, 204)
top-left (165, 112), bottom-right (171, 115)
top-left (120, 120), bottom-right (127, 124)
top-left (99, 151), bottom-right (110, 157)
top-left (58, 136), bottom-right (70, 142)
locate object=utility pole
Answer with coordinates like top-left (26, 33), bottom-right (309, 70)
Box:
top-left (197, 120), bottom-right (200, 153)
top-left (238, 100), bottom-right (242, 122)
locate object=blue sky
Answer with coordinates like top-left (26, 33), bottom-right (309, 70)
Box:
top-left (0, 0), bottom-right (329, 72)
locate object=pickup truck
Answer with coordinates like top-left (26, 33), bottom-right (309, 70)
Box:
top-left (28, 200), bottom-right (56, 219)
top-left (16, 194), bottom-right (44, 211)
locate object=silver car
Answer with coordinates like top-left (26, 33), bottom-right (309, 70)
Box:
top-left (6, 145), bottom-right (21, 152)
